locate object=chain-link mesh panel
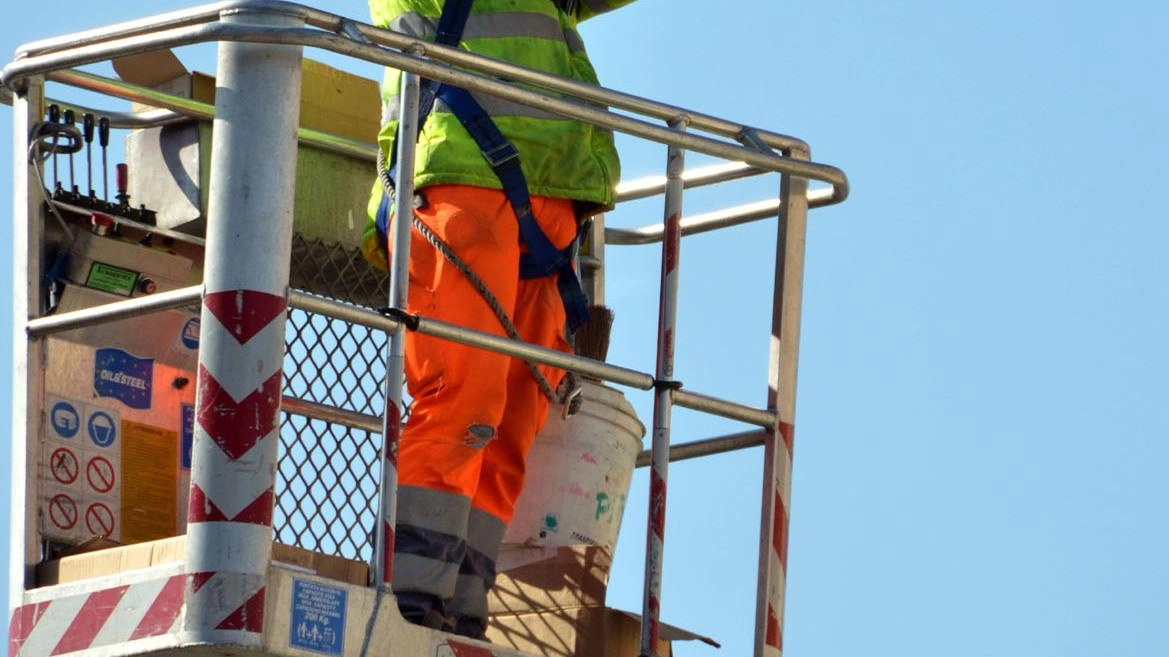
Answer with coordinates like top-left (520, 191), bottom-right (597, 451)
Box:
top-left (274, 235), bottom-right (392, 562)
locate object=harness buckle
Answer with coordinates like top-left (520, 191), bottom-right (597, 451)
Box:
top-left (482, 142), bottom-right (519, 168)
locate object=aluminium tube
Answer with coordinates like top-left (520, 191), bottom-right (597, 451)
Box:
top-left (373, 70), bottom-right (420, 591)
top-left (606, 187), bottom-right (838, 247)
top-left (182, 6), bottom-right (304, 645)
top-left (413, 314), bottom-right (655, 391)
top-left (9, 77), bottom-right (45, 608)
top-left (635, 430), bottom-right (767, 469)
top-left (754, 152), bottom-right (811, 657)
top-left (640, 118), bottom-right (688, 657)
top-left (26, 285), bottom-right (203, 337)
top-left (0, 22), bottom-right (849, 202)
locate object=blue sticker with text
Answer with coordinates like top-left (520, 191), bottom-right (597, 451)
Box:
top-left (181, 403), bottom-right (194, 469)
top-left (290, 580), bottom-right (347, 656)
top-left (50, 400), bottom-right (81, 438)
top-left (94, 348), bottom-right (153, 409)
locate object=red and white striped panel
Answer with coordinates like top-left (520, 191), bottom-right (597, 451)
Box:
top-left (762, 420), bottom-right (795, 657)
top-left (8, 574), bottom-right (184, 657)
top-left (185, 289), bottom-right (287, 637)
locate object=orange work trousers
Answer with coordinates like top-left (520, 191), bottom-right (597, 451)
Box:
top-left (392, 184), bottom-right (576, 525)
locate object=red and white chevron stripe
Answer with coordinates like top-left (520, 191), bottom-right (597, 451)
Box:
top-left (185, 289), bottom-right (287, 638)
top-left (8, 574), bottom-right (185, 657)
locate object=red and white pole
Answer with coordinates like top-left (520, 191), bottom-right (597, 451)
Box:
top-left (183, 6), bottom-right (304, 645)
top-left (754, 150), bottom-right (811, 657)
top-left (639, 117), bottom-right (687, 657)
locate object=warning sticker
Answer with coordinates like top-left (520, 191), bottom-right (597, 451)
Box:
top-left (48, 398), bottom-right (81, 439)
top-left (87, 410), bottom-right (119, 448)
top-left (85, 261), bottom-right (138, 296)
top-left (85, 501), bottom-right (116, 538)
top-left (179, 316), bottom-right (201, 351)
top-left (49, 493), bottom-right (79, 532)
top-left (86, 455), bottom-right (117, 495)
top-left (50, 447), bottom-right (80, 486)
top-left (120, 419), bottom-right (178, 544)
top-left (290, 579), bottom-right (347, 656)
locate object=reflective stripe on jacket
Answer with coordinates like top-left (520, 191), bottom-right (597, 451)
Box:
top-left (362, 0), bottom-right (635, 268)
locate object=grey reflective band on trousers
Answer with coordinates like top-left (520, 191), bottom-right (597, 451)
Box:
top-left (393, 485), bottom-right (473, 599)
top-left (449, 507), bottom-right (507, 621)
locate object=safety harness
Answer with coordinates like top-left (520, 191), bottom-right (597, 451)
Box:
top-left (375, 0), bottom-right (590, 331)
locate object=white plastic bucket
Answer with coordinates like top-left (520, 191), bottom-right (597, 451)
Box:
top-left (504, 381), bottom-right (645, 553)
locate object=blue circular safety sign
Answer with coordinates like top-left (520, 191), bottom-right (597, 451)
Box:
top-left (50, 401), bottom-right (81, 438)
top-left (181, 317), bottom-right (201, 350)
top-left (87, 411), bottom-right (117, 448)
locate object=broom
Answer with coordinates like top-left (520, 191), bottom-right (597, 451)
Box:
top-left (573, 304), bottom-right (615, 374)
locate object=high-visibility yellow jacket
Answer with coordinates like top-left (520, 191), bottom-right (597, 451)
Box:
top-left (363, 0), bottom-right (637, 268)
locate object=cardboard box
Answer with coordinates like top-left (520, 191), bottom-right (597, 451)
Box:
top-left (114, 52), bottom-right (380, 144)
top-left (490, 545), bottom-right (610, 614)
top-left (36, 536), bottom-right (368, 588)
top-left (487, 545), bottom-right (719, 656)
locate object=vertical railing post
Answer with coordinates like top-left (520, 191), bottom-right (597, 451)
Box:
top-left (640, 117), bottom-right (688, 657)
top-left (9, 76), bottom-right (45, 611)
top-left (754, 149), bottom-right (811, 657)
top-left (374, 70), bottom-right (421, 590)
top-left (183, 5), bottom-right (304, 645)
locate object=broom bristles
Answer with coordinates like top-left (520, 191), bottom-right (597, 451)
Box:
top-left (574, 304), bottom-right (615, 364)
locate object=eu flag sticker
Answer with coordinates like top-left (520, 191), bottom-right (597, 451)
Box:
top-left (94, 348), bottom-right (153, 410)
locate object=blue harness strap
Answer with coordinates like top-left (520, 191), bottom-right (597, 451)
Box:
top-left (377, 0), bottom-right (590, 330)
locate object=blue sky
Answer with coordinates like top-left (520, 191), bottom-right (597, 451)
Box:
top-left (3, 1), bottom-right (1168, 657)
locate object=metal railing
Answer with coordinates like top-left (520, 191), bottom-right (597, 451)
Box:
top-left (5, 3), bottom-right (848, 656)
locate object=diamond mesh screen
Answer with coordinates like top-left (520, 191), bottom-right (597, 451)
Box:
top-left (274, 235), bottom-right (390, 562)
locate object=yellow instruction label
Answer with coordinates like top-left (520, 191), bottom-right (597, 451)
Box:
top-left (120, 419), bottom-right (178, 543)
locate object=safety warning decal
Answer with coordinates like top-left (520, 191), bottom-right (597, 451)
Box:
top-left (85, 502), bottom-right (116, 538)
top-left (49, 493), bottom-right (79, 531)
top-left (49, 399), bottom-right (81, 439)
top-left (180, 316), bottom-right (201, 350)
top-left (50, 448), bottom-right (80, 485)
top-left (290, 579), bottom-right (347, 656)
top-left (87, 411), bottom-right (118, 448)
top-left (94, 348), bottom-right (153, 409)
top-left (86, 456), bottom-right (117, 494)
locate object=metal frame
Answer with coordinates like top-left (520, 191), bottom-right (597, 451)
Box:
top-left (4, 3), bottom-right (849, 657)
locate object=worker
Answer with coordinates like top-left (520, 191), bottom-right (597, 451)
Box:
top-left (362, 0), bottom-right (637, 640)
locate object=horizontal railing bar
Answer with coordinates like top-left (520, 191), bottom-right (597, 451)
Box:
top-left (287, 290), bottom-right (402, 333)
top-left (26, 285), bottom-right (202, 337)
top-left (635, 430), bottom-right (766, 468)
top-left (9, 0), bottom-right (812, 155)
top-left (281, 395), bottom-right (382, 434)
top-left (607, 186), bottom-right (837, 246)
top-left (673, 389), bottom-right (777, 428)
top-left (2, 20), bottom-right (848, 200)
top-left (413, 314), bottom-right (656, 390)
top-left (615, 162), bottom-right (763, 203)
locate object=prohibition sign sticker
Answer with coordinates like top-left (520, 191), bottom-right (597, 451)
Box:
top-left (49, 493), bottom-right (78, 530)
top-left (85, 502), bottom-right (115, 537)
top-left (87, 456), bottom-right (116, 494)
top-left (50, 447), bottom-right (79, 485)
